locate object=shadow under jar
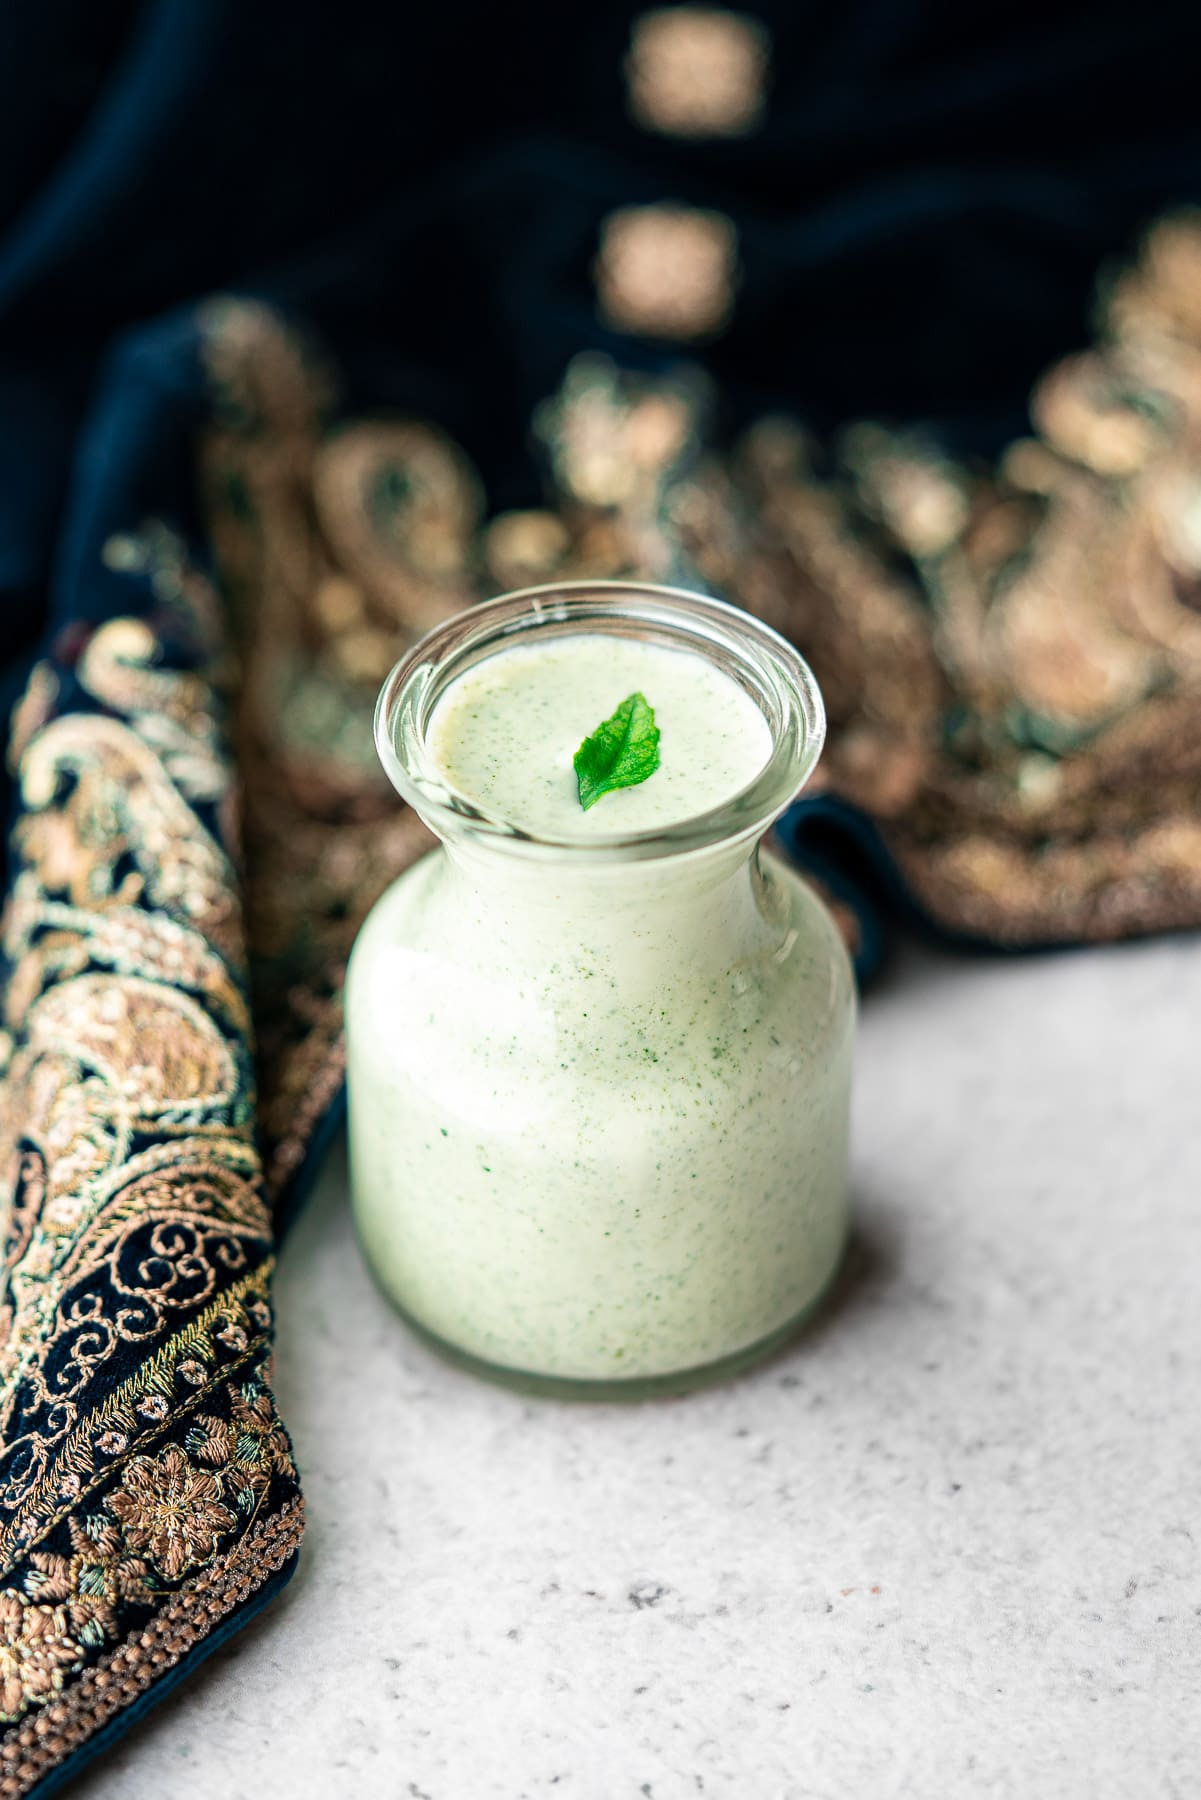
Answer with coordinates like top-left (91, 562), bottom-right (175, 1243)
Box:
top-left (346, 582), bottom-right (855, 1397)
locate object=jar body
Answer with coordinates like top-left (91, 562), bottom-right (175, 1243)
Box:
top-left (346, 837), bottom-right (854, 1392)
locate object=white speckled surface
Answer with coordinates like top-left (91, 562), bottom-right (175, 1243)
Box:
top-left (72, 938), bottom-right (1199, 1799)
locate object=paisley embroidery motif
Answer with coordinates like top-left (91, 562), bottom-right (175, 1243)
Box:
top-left (194, 216), bottom-right (1201, 998)
top-left (0, 601), bottom-right (299, 1763)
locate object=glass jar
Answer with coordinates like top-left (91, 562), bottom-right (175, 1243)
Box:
top-left (346, 582), bottom-right (855, 1395)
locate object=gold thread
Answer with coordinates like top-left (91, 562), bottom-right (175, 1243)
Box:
top-left (0, 1499), bottom-right (304, 1793)
top-left (0, 1261), bottom-right (275, 1567)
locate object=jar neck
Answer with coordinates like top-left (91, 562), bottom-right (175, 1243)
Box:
top-left (376, 584), bottom-right (826, 866)
top-left (441, 833), bottom-right (770, 980)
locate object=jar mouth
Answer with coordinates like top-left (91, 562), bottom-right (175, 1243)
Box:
top-left (375, 580), bottom-right (826, 863)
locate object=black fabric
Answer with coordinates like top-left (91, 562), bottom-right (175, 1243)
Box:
top-left (3, 0), bottom-right (1201, 722)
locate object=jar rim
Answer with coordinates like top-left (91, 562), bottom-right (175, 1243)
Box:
top-left (374, 580), bottom-right (826, 863)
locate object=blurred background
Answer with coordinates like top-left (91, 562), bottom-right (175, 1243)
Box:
top-left (4, 0), bottom-right (1201, 1126)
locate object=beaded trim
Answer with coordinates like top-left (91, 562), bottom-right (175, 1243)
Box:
top-left (0, 1500), bottom-right (303, 1797)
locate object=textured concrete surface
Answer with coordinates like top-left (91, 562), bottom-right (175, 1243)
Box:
top-left (73, 937), bottom-right (1200, 1799)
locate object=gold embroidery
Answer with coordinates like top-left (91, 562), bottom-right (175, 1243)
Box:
top-left (5, 669), bottom-right (57, 778)
top-left (193, 229), bottom-right (1201, 1018)
top-left (1106, 210), bottom-right (1201, 346)
top-left (0, 1355), bottom-right (294, 1736)
top-left (26, 1518), bottom-right (151, 1649)
top-left (0, 1268), bottom-right (272, 1564)
top-left (484, 511), bottom-right (573, 589)
top-left (16, 712), bottom-right (235, 946)
top-left (313, 421), bottom-right (483, 641)
top-left (186, 1375), bottom-right (295, 1510)
top-left (0, 579), bottom-right (299, 1772)
top-left (0, 1593), bottom-right (81, 1723)
top-left (534, 354), bottom-right (698, 514)
top-left (197, 310), bottom-right (444, 1200)
top-left (100, 524), bottom-right (227, 655)
top-left (0, 1498), bottom-right (303, 1795)
top-left (106, 1446), bottom-right (236, 1582)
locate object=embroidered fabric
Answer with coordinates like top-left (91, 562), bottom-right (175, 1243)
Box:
top-left (1, 600), bottom-right (302, 1795)
top-left (0, 2), bottom-right (1199, 1789)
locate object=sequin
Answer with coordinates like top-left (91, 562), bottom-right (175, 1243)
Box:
top-left (626, 7), bottom-right (769, 137)
top-left (595, 204), bottom-right (738, 340)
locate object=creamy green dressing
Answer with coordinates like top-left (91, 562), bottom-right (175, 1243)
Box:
top-left (425, 634), bottom-right (772, 836)
top-left (347, 630), bottom-right (852, 1385)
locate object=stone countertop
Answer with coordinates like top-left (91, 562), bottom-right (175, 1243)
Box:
top-left (73, 938), bottom-right (1198, 1800)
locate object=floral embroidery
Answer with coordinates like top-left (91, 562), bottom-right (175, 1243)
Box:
top-left (25, 1517), bottom-right (151, 1646)
top-left (0, 1348), bottom-right (294, 1748)
top-left (186, 1373), bottom-right (296, 1512)
top-left (0, 1500), bottom-right (303, 1794)
top-left (106, 1446), bottom-right (236, 1582)
top-left (0, 1277), bottom-right (275, 1568)
top-left (0, 1591), bottom-right (81, 1723)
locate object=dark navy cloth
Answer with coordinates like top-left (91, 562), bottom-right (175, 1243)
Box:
top-left (4, 0), bottom-right (1201, 715)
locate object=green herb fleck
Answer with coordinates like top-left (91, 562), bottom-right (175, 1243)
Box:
top-left (573, 692), bottom-right (660, 811)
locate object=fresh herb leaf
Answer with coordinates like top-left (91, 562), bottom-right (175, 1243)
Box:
top-left (573, 691), bottom-right (661, 811)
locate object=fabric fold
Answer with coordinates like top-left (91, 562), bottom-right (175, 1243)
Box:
top-left (5, 199), bottom-right (1201, 1773)
top-left (0, 596), bottom-right (302, 1796)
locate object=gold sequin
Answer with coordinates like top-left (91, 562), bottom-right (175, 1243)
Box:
top-left (595, 203), bottom-right (738, 340)
top-left (626, 7), bottom-right (769, 137)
